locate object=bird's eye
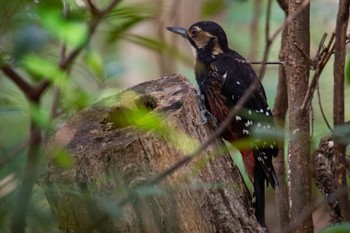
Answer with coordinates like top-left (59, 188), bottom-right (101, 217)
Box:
top-left (191, 27), bottom-right (199, 35)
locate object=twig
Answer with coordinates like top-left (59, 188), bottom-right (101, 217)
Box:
top-left (84, 0), bottom-right (100, 15)
top-left (316, 84), bottom-right (332, 131)
top-left (294, 43), bottom-right (314, 69)
top-left (234, 59), bottom-right (284, 65)
top-left (301, 34), bottom-right (335, 111)
top-left (0, 65), bottom-right (35, 100)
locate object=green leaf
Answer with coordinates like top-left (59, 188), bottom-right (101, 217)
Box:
top-left (40, 9), bottom-right (88, 46)
top-left (345, 57), bottom-right (350, 85)
top-left (320, 223), bottom-right (350, 233)
top-left (84, 49), bottom-right (105, 81)
top-left (23, 55), bottom-right (68, 86)
top-left (51, 148), bottom-right (74, 169)
top-left (30, 103), bottom-right (51, 130)
top-left (201, 0), bottom-right (229, 17)
top-left (122, 34), bottom-right (192, 65)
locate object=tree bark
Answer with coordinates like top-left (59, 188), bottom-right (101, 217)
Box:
top-left (285, 1), bottom-right (313, 232)
top-left (272, 1), bottom-right (290, 228)
top-left (333, 0), bottom-right (350, 221)
top-left (39, 75), bottom-right (267, 233)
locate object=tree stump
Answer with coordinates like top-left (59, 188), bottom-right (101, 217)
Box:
top-left (39, 74), bottom-right (266, 233)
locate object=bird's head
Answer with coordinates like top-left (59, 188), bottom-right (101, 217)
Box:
top-left (167, 21), bottom-right (229, 58)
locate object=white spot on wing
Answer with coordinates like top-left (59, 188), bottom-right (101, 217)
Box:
top-left (236, 116), bottom-right (242, 121)
top-left (242, 129), bottom-right (250, 135)
top-left (236, 81), bottom-right (241, 85)
top-left (248, 110), bottom-right (252, 115)
top-left (244, 120), bottom-right (253, 127)
top-left (257, 123), bottom-right (262, 128)
top-left (266, 112), bottom-right (270, 116)
top-left (223, 71), bottom-right (228, 81)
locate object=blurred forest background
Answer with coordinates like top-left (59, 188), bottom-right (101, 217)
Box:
top-left (0, 0), bottom-right (349, 232)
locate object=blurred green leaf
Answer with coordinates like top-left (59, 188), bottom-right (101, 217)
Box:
top-left (346, 57), bottom-right (350, 85)
top-left (40, 9), bottom-right (87, 47)
top-left (320, 223), bottom-right (350, 233)
top-left (30, 103), bottom-right (51, 130)
top-left (107, 16), bottom-right (146, 42)
top-left (106, 4), bottom-right (155, 42)
top-left (23, 55), bottom-right (68, 85)
top-left (51, 148), bottom-right (74, 169)
top-left (84, 49), bottom-right (105, 81)
top-left (107, 4), bottom-right (156, 19)
top-left (122, 34), bottom-right (192, 65)
top-left (201, 0), bottom-right (230, 17)
top-left (61, 88), bottom-right (91, 111)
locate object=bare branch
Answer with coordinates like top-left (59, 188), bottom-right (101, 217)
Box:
top-left (234, 59), bottom-right (284, 65)
top-left (84, 0), bottom-right (100, 15)
top-left (0, 65), bottom-right (35, 100)
top-left (316, 84), bottom-right (332, 131)
top-left (301, 34), bottom-right (335, 111)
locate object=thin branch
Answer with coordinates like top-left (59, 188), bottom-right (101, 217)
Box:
top-left (234, 59), bottom-right (284, 65)
top-left (316, 84), bottom-right (332, 131)
top-left (84, 0), bottom-right (100, 15)
top-left (301, 34), bottom-right (335, 111)
top-left (294, 43), bottom-right (314, 69)
top-left (0, 65), bottom-right (35, 100)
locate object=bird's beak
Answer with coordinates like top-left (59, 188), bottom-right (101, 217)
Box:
top-left (166, 26), bottom-right (189, 39)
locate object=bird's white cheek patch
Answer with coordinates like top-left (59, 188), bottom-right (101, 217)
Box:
top-left (189, 44), bottom-right (197, 59)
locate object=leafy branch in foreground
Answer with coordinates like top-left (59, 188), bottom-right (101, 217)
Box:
top-left (0, 1), bottom-right (121, 232)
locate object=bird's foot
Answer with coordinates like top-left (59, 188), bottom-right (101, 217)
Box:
top-left (194, 91), bottom-right (217, 126)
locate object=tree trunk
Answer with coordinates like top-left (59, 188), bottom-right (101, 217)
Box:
top-left (333, 0), bottom-right (350, 221)
top-left (285, 1), bottom-right (313, 232)
top-left (272, 1), bottom-right (290, 228)
top-left (39, 75), bottom-right (266, 233)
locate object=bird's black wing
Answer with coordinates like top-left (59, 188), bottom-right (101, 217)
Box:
top-left (213, 50), bottom-right (279, 187)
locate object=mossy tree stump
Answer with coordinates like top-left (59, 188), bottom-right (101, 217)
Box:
top-left (40, 74), bottom-right (266, 233)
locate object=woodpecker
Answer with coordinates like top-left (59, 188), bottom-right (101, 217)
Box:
top-left (167, 21), bottom-right (278, 227)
